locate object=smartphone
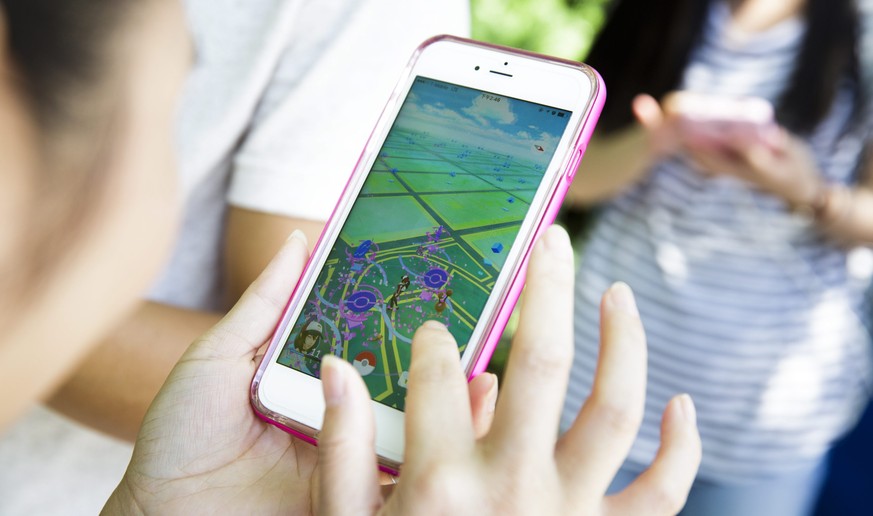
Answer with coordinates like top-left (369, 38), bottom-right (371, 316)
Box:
top-left (671, 92), bottom-right (778, 149)
top-left (251, 35), bottom-right (605, 474)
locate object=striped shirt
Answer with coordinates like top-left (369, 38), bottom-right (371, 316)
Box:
top-left (561, 2), bottom-right (873, 483)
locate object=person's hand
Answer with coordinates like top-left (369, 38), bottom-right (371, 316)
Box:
top-left (633, 91), bottom-right (824, 208)
top-left (684, 130), bottom-right (825, 210)
top-left (317, 226), bottom-right (703, 515)
top-left (631, 93), bottom-right (686, 160)
top-left (102, 231), bottom-right (499, 514)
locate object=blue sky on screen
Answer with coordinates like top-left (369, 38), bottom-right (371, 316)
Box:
top-left (394, 77), bottom-right (571, 166)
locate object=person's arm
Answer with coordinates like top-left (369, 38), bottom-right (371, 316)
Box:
top-left (807, 151), bottom-right (873, 245)
top-left (47, 303), bottom-right (221, 441)
top-left (566, 95), bottom-right (677, 207)
top-left (595, 92), bottom-right (873, 245)
top-left (566, 126), bottom-right (652, 206)
top-left (224, 207), bottom-right (324, 302)
top-left (689, 134), bottom-right (873, 246)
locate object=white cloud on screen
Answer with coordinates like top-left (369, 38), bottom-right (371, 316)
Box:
top-left (396, 101), bottom-right (561, 167)
top-left (462, 95), bottom-right (517, 125)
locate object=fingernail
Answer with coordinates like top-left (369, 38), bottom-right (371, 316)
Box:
top-left (287, 229), bottom-right (308, 246)
top-left (321, 356), bottom-right (346, 408)
top-left (422, 320), bottom-right (447, 332)
top-left (608, 282), bottom-right (639, 317)
top-left (677, 394), bottom-right (697, 425)
top-left (486, 374), bottom-right (499, 414)
top-left (541, 225), bottom-right (571, 252)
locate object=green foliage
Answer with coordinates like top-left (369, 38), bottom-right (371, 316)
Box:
top-left (471, 0), bottom-right (610, 60)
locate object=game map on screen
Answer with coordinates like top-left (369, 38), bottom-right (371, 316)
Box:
top-left (277, 76), bottom-right (571, 410)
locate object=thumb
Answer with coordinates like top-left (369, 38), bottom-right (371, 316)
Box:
top-left (318, 356), bottom-right (383, 516)
top-left (193, 230), bottom-right (309, 360)
top-left (632, 94), bottom-right (664, 130)
top-left (632, 94), bottom-right (680, 159)
top-left (468, 373), bottom-right (499, 439)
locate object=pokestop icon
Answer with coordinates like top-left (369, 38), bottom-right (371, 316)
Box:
top-left (345, 291), bottom-right (378, 313)
top-left (423, 268), bottom-right (449, 289)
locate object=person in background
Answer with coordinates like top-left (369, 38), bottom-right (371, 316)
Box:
top-left (562, 0), bottom-right (873, 514)
top-left (0, 0), bottom-right (469, 513)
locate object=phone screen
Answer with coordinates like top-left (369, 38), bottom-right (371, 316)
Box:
top-left (277, 76), bottom-right (571, 410)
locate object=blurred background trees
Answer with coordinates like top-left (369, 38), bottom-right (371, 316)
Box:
top-left (471, 0), bottom-right (611, 59)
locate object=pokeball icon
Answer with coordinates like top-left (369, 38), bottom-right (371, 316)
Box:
top-left (353, 350), bottom-right (377, 376)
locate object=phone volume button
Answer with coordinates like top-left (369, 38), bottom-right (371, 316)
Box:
top-left (565, 148), bottom-right (585, 181)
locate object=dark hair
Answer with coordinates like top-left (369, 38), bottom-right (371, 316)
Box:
top-left (586, 0), bottom-right (862, 135)
top-left (294, 319), bottom-right (323, 352)
top-left (3, 0), bottom-right (134, 133)
top-left (2, 0), bottom-right (137, 296)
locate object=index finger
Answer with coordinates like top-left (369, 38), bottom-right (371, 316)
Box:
top-left (403, 322), bottom-right (475, 472)
top-left (485, 226), bottom-right (576, 460)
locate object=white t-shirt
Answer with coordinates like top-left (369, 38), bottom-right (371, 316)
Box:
top-left (150, 0), bottom-right (470, 311)
top-left (0, 2), bottom-right (470, 514)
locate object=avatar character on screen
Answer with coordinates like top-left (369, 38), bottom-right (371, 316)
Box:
top-left (291, 318), bottom-right (328, 375)
top-left (387, 275), bottom-right (411, 312)
top-left (435, 289), bottom-right (453, 314)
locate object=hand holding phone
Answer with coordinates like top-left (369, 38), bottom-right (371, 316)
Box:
top-left (651, 91), bottom-right (826, 209)
top-left (104, 233), bottom-right (499, 514)
top-left (104, 234), bottom-right (316, 514)
top-left (251, 35), bottom-right (605, 472)
top-left (316, 227), bottom-right (703, 516)
top-left (665, 91), bottom-right (780, 150)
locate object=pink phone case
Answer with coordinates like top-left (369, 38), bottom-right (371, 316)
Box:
top-left (251, 35), bottom-right (605, 476)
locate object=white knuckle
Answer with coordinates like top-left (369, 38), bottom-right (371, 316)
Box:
top-left (646, 481), bottom-right (690, 516)
top-left (406, 464), bottom-right (467, 513)
top-left (586, 396), bottom-right (642, 438)
top-left (408, 349), bottom-right (462, 387)
top-left (511, 337), bottom-right (572, 381)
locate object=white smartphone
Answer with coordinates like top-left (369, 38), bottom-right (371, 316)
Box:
top-left (251, 35), bottom-right (604, 474)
